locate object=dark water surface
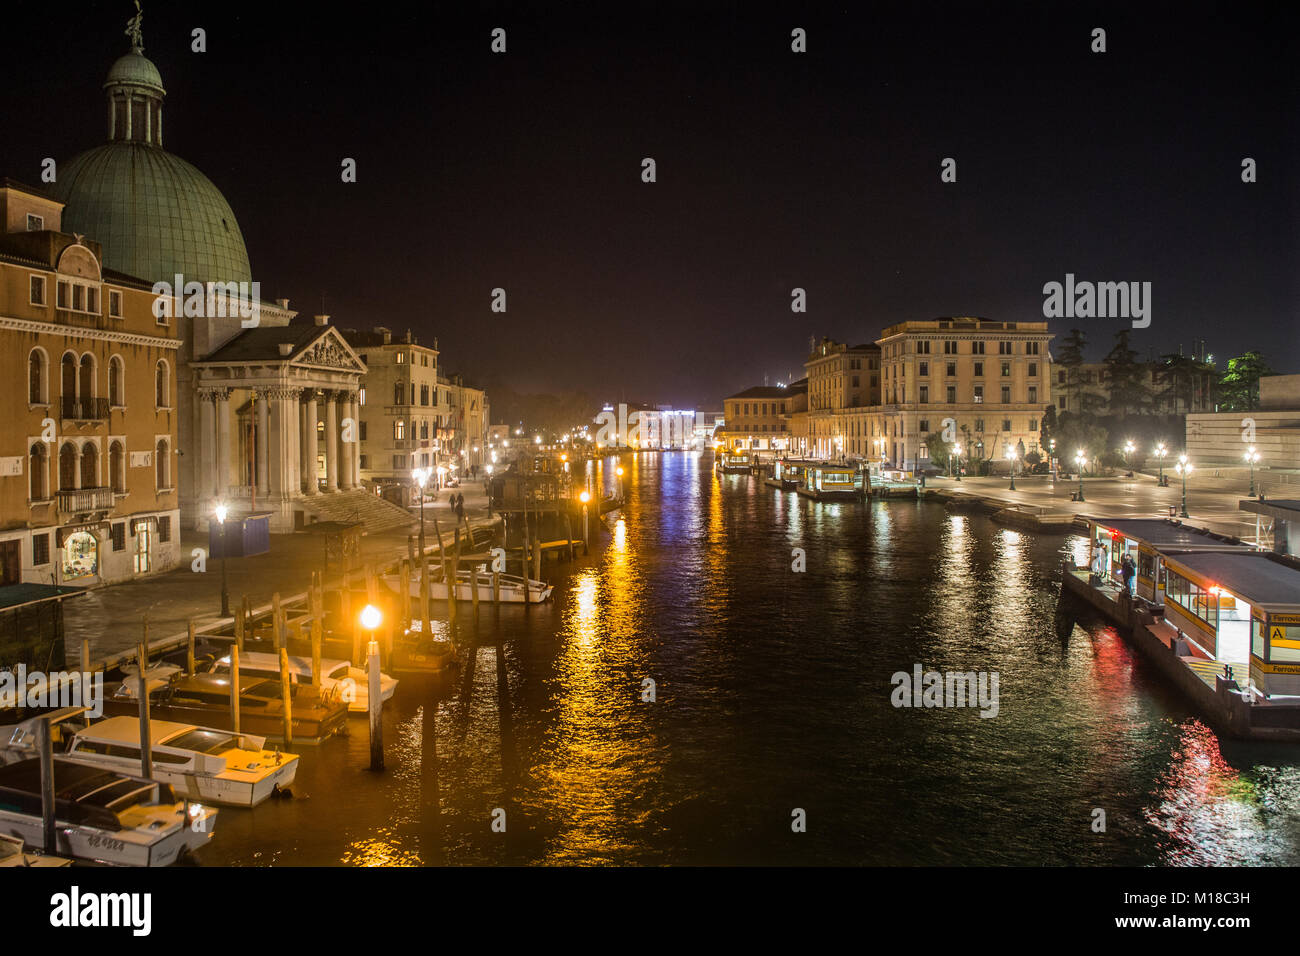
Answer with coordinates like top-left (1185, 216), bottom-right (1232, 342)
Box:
top-left (203, 452), bottom-right (1300, 865)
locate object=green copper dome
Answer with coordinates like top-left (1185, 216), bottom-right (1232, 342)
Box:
top-left (56, 143), bottom-right (252, 286)
top-left (53, 41), bottom-right (252, 288)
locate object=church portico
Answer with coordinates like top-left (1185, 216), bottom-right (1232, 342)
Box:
top-left (189, 322), bottom-right (367, 531)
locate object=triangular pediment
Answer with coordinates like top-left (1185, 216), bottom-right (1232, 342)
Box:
top-left (290, 326), bottom-right (366, 372)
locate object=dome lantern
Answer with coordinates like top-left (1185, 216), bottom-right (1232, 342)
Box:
top-left (106, 2), bottom-right (165, 146)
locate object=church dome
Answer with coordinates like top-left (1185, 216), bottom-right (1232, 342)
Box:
top-left (53, 39), bottom-right (252, 287)
top-left (56, 144), bottom-right (252, 286)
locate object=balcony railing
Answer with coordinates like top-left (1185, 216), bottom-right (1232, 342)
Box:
top-left (61, 397), bottom-right (111, 421)
top-left (57, 487), bottom-right (114, 513)
top-left (53, 308), bottom-right (125, 332)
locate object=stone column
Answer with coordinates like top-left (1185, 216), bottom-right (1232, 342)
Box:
top-left (215, 389), bottom-right (231, 499)
top-left (324, 390), bottom-right (339, 492)
top-left (350, 391), bottom-right (362, 487)
top-left (339, 390), bottom-right (355, 490)
top-left (199, 390), bottom-right (216, 506)
top-left (286, 387), bottom-right (301, 499)
top-left (268, 387), bottom-right (294, 499)
top-left (303, 390), bottom-right (319, 495)
top-left (255, 389), bottom-right (270, 496)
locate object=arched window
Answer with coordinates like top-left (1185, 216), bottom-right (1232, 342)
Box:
top-left (394, 420), bottom-right (405, 440)
top-left (29, 443), bottom-right (46, 500)
top-left (155, 360), bottom-right (168, 408)
top-left (28, 350), bottom-right (46, 405)
top-left (61, 353), bottom-right (77, 407)
top-left (58, 442), bottom-right (76, 491)
top-left (109, 441), bottom-right (125, 494)
top-left (79, 354), bottom-right (95, 403)
top-left (108, 356), bottom-right (124, 407)
top-left (81, 442), bottom-right (98, 489)
top-left (155, 439), bottom-right (168, 490)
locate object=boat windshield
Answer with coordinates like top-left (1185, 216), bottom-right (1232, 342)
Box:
top-left (165, 729), bottom-right (236, 754)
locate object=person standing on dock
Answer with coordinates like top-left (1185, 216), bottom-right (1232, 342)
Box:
top-left (1121, 553), bottom-right (1136, 595)
top-left (1090, 548), bottom-right (1106, 586)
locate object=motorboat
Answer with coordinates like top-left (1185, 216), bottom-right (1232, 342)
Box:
top-left (0, 748), bottom-right (217, 866)
top-left (203, 652), bottom-right (397, 714)
top-left (0, 832), bottom-right (71, 867)
top-left (24, 712), bottom-right (298, 808)
top-left (382, 567), bottom-right (552, 604)
top-left (104, 672), bottom-right (348, 743)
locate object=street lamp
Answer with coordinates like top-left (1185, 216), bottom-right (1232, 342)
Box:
top-left (1176, 454), bottom-right (1193, 518)
top-left (953, 442), bottom-right (962, 481)
top-left (412, 468), bottom-right (427, 553)
top-left (360, 603), bottom-right (382, 634)
top-left (214, 503), bottom-right (230, 617)
top-left (579, 489), bottom-right (591, 554)
top-left (1005, 445), bottom-right (1018, 491)
top-left (1153, 442), bottom-right (1168, 486)
top-left (1074, 451), bottom-right (1087, 502)
top-left (616, 465), bottom-right (624, 500)
top-left (1123, 440), bottom-right (1135, 470)
top-left (1244, 446), bottom-right (1260, 496)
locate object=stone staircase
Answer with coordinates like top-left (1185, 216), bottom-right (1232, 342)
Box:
top-left (299, 488), bottom-right (416, 535)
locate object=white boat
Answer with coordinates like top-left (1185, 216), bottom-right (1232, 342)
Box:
top-left (59, 718), bottom-right (298, 808)
top-left (0, 748), bottom-right (217, 866)
top-left (0, 832), bottom-right (71, 867)
top-left (204, 652), bottom-right (397, 714)
top-left (382, 567), bottom-right (553, 604)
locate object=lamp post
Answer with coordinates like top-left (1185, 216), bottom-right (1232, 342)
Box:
top-left (1176, 454), bottom-right (1192, 518)
top-left (1153, 442), bottom-right (1168, 486)
top-left (1074, 451), bottom-right (1087, 502)
top-left (616, 465), bottom-right (625, 501)
top-left (1244, 446), bottom-right (1260, 496)
top-left (411, 468), bottom-right (427, 553)
top-left (579, 489), bottom-right (591, 555)
top-left (359, 604), bottom-right (383, 771)
top-left (1123, 440), bottom-right (1135, 471)
top-left (1005, 445), bottom-right (1018, 491)
top-left (215, 504), bottom-right (230, 617)
top-left (953, 442), bottom-right (962, 481)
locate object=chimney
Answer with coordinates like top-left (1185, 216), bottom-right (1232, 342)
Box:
top-left (276, 298), bottom-right (290, 310)
top-left (314, 314), bottom-right (329, 326)
top-left (278, 343), bottom-right (294, 357)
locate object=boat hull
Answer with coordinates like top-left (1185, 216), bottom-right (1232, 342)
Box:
top-left (383, 572), bottom-right (552, 604)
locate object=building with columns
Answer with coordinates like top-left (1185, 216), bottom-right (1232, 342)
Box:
top-left (48, 22), bottom-right (411, 535)
top-left (191, 317), bottom-right (368, 530)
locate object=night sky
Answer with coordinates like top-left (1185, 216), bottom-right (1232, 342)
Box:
top-left (4, 1), bottom-right (1296, 409)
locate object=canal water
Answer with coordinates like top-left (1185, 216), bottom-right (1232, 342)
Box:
top-left (203, 452), bottom-right (1300, 866)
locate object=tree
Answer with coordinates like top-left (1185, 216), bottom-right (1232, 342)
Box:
top-left (1157, 352), bottom-right (1209, 414)
top-left (1055, 412), bottom-right (1109, 473)
top-left (1040, 404), bottom-right (1058, 459)
top-left (1218, 351), bottom-right (1272, 411)
top-left (924, 431), bottom-right (952, 468)
top-left (1056, 328), bottom-right (1088, 415)
top-left (1103, 329), bottom-right (1151, 417)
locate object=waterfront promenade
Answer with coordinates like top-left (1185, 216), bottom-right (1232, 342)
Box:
top-left (920, 470), bottom-right (1270, 542)
top-left (66, 484), bottom-right (497, 666)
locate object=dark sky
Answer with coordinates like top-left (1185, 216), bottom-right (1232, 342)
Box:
top-left (4, 1), bottom-right (1296, 409)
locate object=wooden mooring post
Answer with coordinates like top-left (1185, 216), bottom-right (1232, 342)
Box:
top-left (310, 574), bottom-right (323, 690)
top-left (367, 639), bottom-right (383, 772)
top-left (229, 645), bottom-right (241, 734)
top-left (186, 618), bottom-right (196, 675)
top-left (272, 592), bottom-right (284, 650)
top-left (279, 647), bottom-right (294, 747)
top-left (137, 630), bottom-right (153, 780)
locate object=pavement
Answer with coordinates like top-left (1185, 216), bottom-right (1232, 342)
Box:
top-left (921, 470), bottom-right (1269, 541)
top-left (66, 480), bottom-right (499, 668)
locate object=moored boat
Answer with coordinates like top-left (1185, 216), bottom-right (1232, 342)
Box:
top-left (0, 831), bottom-right (72, 866)
top-left (382, 567), bottom-right (552, 604)
top-left (0, 749), bottom-right (217, 866)
top-left (104, 672), bottom-right (348, 743)
top-left (203, 652), bottom-right (397, 714)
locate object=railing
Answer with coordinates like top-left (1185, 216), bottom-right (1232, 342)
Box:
top-left (57, 486), bottom-right (114, 513)
top-left (61, 397), bottom-right (111, 421)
